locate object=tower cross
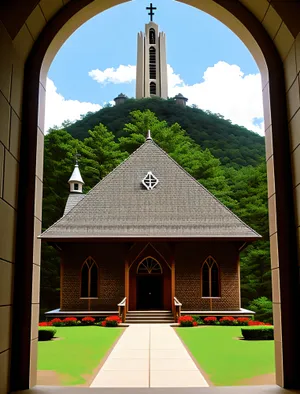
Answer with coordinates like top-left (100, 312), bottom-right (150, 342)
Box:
top-left (146, 3), bottom-right (156, 22)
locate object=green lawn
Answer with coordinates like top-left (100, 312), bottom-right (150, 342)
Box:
top-left (176, 326), bottom-right (275, 386)
top-left (38, 326), bottom-right (123, 385)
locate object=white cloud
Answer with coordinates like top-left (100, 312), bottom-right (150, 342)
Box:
top-left (88, 61), bottom-right (263, 134)
top-left (45, 78), bottom-right (101, 132)
top-left (88, 65), bottom-right (136, 85)
top-left (167, 62), bottom-right (264, 135)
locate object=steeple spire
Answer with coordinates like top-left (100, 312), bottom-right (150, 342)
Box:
top-left (68, 161), bottom-right (84, 193)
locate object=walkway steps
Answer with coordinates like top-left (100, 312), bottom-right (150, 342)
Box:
top-left (126, 310), bottom-right (174, 324)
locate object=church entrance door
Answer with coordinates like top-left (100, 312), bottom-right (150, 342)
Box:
top-left (136, 275), bottom-right (163, 310)
top-left (136, 257), bottom-right (164, 310)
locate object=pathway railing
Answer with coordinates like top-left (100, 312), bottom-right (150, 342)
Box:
top-left (118, 297), bottom-right (127, 323)
top-left (174, 297), bottom-right (182, 323)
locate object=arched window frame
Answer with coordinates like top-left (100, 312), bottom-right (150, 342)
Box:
top-left (80, 256), bottom-right (99, 298)
top-left (149, 28), bottom-right (155, 44)
top-left (201, 256), bottom-right (220, 298)
top-left (136, 256), bottom-right (163, 274)
top-left (150, 82), bottom-right (156, 95)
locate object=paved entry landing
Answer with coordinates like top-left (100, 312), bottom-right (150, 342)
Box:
top-left (90, 324), bottom-right (209, 388)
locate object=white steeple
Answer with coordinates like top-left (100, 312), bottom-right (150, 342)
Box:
top-left (68, 163), bottom-right (84, 193)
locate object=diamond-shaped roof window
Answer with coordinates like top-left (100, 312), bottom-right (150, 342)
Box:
top-left (142, 171), bottom-right (159, 190)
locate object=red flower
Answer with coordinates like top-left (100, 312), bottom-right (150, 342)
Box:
top-left (178, 316), bottom-right (194, 323)
top-left (204, 316), bottom-right (217, 322)
top-left (248, 320), bottom-right (268, 326)
top-left (193, 321), bottom-right (198, 326)
top-left (237, 317), bottom-right (250, 323)
top-left (220, 316), bottom-right (235, 322)
top-left (39, 322), bottom-right (48, 326)
top-left (106, 316), bottom-right (121, 323)
top-left (63, 317), bottom-right (77, 322)
top-left (82, 316), bottom-right (96, 323)
top-left (101, 321), bottom-right (107, 327)
top-left (51, 318), bottom-right (62, 323)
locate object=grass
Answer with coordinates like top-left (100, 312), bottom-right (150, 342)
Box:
top-left (38, 326), bottom-right (123, 385)
top-left (176, 326), bottom-right (275, 386)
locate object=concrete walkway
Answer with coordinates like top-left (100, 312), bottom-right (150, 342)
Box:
top-left (90, 324), bottom-right (209, 388)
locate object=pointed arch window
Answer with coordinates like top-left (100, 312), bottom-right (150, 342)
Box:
top-left (81, 257), bottom-right (98, 298)
top-left (149, 28), bottom-right (155, 44)
top-left (201, 256), bottom-right (220, 297)
top-left (150, 82), bottom-right (156, 95)
top-left (149, 47), bottom-right (156, 79)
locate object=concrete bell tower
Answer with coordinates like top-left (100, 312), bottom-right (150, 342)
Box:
top-left (136, 3), bottom-right (168, 99)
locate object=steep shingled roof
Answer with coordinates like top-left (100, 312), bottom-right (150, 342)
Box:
top-left (40, 139), bottom-right (261, 240)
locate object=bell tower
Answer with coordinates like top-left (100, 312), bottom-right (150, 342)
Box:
top-left (136, 3), bottom-right (168, 99)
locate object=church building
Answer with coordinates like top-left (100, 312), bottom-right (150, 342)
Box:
top-left (40, 133), bottom-right (259, 322)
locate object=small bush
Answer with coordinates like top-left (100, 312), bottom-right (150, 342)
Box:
top-left (203, 316), bottom-right (217, 325)
top-left (248, 297), bottom-right (273, 324)
top-left (219, 316), bottom-right (237, 326)
top-left (50, 318), bottom-right (65, 327)
top-left (103, 315), bottom-right (121, 327)
top-left (38, 328), bottom-right (57, 341)
top-left (241, 326), bottom-right (274, 340)
top-left (191, 315), bottom-right (204, 325)
top-left (81, 316), bottom-right (96, 325)
top-left (236, 317), bottom-right (251, 326)
top-left (178, 315), bottom-right (194, 327)
top-left (63, 317), bottom-right (79, 326)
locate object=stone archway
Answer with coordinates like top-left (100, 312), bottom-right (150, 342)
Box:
top-left (2, 0), bottom-right (299, 391)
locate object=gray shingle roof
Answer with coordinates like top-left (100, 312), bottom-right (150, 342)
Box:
top-left (63, 193), bottom-right (85, 216)
top-left (40, 140), bottom-right (261, 240)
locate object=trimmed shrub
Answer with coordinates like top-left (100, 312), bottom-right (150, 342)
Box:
top-left (81, 316), bottom-right (96, 325)
top-left (248, 297), bottom-right (273, 324)
top-left (38, 328), bottom-right (57, 341)
top-left (241, 326), bottom-right (274, 340)
top-left (178, 315), bottom-right (194, 327)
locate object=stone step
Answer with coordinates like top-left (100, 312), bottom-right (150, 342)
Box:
top-left (126, 319), bottom-right (174, 324)
top-left (126, 313), bottom-right (173, 317)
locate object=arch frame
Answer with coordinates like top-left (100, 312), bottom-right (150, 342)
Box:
top-left (136, 256), bottom-right (163, 275)
top-left (80, 256), bottom-right (99, 299)
top-left (201, 255), bottom-right (221, 298)
top-left (10, 0), bottom-right (300, 390)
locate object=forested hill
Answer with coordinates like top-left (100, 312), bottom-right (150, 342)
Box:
top-left (66, 97), bottom-right (265, 168)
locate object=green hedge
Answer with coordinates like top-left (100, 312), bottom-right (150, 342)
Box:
top-left (241, 326), bottom-right (274, 340)
top-left (38, 328), bottom-right (57, 341)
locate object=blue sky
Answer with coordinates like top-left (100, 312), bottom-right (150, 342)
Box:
top-left (46, 0), bottom-right (263, 134)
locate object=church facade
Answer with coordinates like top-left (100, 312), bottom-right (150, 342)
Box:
top-left (40, 134), bottom-right (260, 320)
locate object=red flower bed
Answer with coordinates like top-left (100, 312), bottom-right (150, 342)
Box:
top-left (63, 317), bottom-right (78, 326)
top-left (248, 320), bottom-right (271, 326)
top-left (50, 318), bottom-right (64, 326)
top-left (103, 315), bottom-right (121, 327)
top-left (219, 316), bottom-right (236, 326)
top-left (178, 315), bottom-right (194, 327)
top-left (39, 322), bottom-right (48, 327)
top-left (192, 321), bottom-right (198, 326)
top-left (82, 316), bottom-right (95, 325)
top-left (203, 316), bottom-right (217, 325)
top-left (101, 321), bottom-right (107, 327)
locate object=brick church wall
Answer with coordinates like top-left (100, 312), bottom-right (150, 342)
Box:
top-left (175, 241), bottom-right (240, 311)
top-left (60, 243), bottom-right (126, 311)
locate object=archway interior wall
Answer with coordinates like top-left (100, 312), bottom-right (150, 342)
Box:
top-left (0, 0), bottom-right (299, 391)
